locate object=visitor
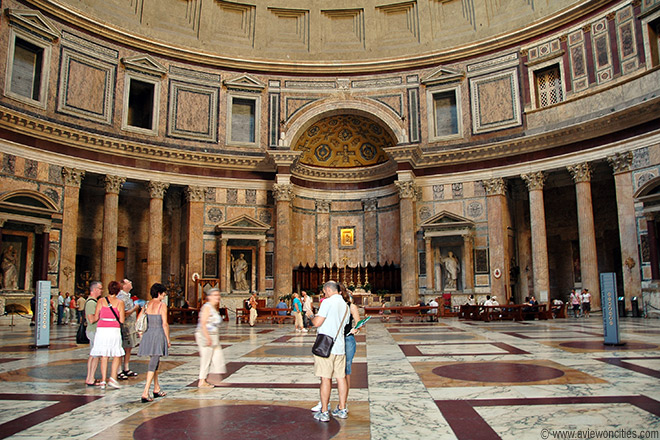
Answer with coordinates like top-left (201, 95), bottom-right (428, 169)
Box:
top-left (84, 281), bottom-right (102, 386)
top-left (276, 297), bottom-right (288, 316)
top-left (581, 288), bottom-right (591, 318)
top-left (292, 292), bottom-right (305, 332)
top-left (57, 292), bottom-right (64, 325)
top-left (428, 296), bottom-right (439, 322)
top-left (570, 289), bottom-right (581, 318)
top-left (90, 281), bottom-right (125, 390)
top-left (63, 293), bottom-right (71, 325)
top-left (302, 290), bottom-right (313, 329)
top-left (137, 283), bottom-right (171, 402)
top-left (248, 292), bottom-right (258, 327)
top-left (305, 280), bottom-right (349, 422)
top-left (195, 288), bottom-right (226, 388)
top-left (466, 294), bottom-right (475, 305)
top-left (117, 279), bottom-right (139, 380)
top-left (69, 294), bottom-right (77, 325)
top-left (76, 293), bottom-right (86, 324)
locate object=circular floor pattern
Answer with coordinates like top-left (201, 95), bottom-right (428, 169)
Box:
top-left (133, 404), bottom-right (341, 440)
top-left (432, 362), bottom-right (565, 383)
top-left (559, 341), bottom-right (658, 350)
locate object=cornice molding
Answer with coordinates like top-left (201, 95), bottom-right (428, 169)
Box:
top-left (291, 161), bottom-right (397, 183)
top-left (22, 0), bottom-right (611, 74)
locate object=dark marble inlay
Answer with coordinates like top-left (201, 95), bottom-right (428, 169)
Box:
top-left (400, 342), bottom-right (529, 357)
top-left (134, 404), bottom-right (341, 440)
top-left (559, 341), bottom-right (658, 350)
top-left (400, 333), bottom-right (477, 341)
top-left (432, 362), bottom-right (565, 383)
top-left (596, 356), bottom-right (660, 379)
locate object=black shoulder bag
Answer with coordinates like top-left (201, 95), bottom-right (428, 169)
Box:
top-left (312, 305), bottom-right (349, 358)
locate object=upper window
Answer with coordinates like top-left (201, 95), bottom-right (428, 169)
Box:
top-left (4, 31), bottom-right (52, 109)
top-left (228, 95), bottom-right (260, 145)
top-left (534, 64), bottom-right (564, 108)
top-left (648, 17), bottom-right (660, 68)
top-left (122, 74), bottom-right (159, 134)
top-left (426, 86), bottom-right (462, 141)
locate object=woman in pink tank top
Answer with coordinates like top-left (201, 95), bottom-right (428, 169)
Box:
top-left (90, 281), bottom-right (125, 390)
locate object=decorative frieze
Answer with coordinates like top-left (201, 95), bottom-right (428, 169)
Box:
top-left (395, 181), bottom-right (417, 199)
top-left (104, 175), bottom-right (126, 194)
top-left (316, 200), bottom-right (331, 213)
top-left (273, 183), bottom-right (294, 202)
top-left (521, 171), bottom-right (546, 191)
top-left (608, 151), bottom-right (633, 174)
top-left (62, 167), bottom-right (85, 187)
top-left (482, 178), bottom-right (506, 196)
top-left (362, 198), bottom-right (378, 212)
top-left (147, 181), bottom-right (170, 199)
top-left (185, 186), bottom-right (206, 202)
top-left (567, 162), bottom-right (592, 183)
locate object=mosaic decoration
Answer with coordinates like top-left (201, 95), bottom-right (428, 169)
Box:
top-left (294, 115), bottom-right (393, 168)
top-left (469, 69), bottom-right (522, 133)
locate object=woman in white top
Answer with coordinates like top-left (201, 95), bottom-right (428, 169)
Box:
top-left (195, 288), bottom-right (226, 388)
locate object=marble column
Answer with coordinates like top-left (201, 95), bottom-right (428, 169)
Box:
top-left (316, 200), bottom-right (331, 266)
top-left (483, 178), bottom-right (510, 300)
top-left (274, 183), bottom-right (294, 297)
top-left (521, 171), bottom-right (550, 303)
top-left (567, 163), bottom-right (600, 309)
top-left (424, 237), bottom-right (434, 293)
top-left (101, 175), bottom-right (125, 289)
top-left (219, 238), bottom-right (228, 293)
top-left (363, 198), bottom-right (379, 265)
top-left (185, 186), bottom-right (206, 306)
top-left (60, 167), bottom-right (84, 295)
top-left (608, 152), bottom-right (642, 308)
top-left (395, 180), bottom-right (418, 305)
top-left (463, 233), bottom-right (475, 292)
top-left (147, 181), bottom-right (169, 290)
top-left (166, 191), bottom-right (182, 288)
top-left (646, 215), bottom-right (660, 280)
top-left (259, 239), bottom-right (266, 293)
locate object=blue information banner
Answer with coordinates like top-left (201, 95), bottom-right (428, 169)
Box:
top-left (35, 281), bottom-right (51, 348)
top-left (600, 272), bottom-right (620, 345)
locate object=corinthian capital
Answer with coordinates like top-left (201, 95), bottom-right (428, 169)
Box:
top-left (62, 167), bottom-right (85, 187)
top-left (185, 186), bottom-right (207, 202)
top-left (315, 199), bottom-right (331, 213)
top-left (521, 171), bottom-right (546, 191)
top-left (273, 184), bottom-right (294, 202)
top-left (482, 178), bottom-right (506, 196)
top-left (147, 181), bottom-right (170, 199)
top-left (395, 181), bottom-right (418, 199)
top-left (608, 152), bottom-right (633, 174)
top-left (104, 175), bottom-right (126, 194)
top-left (567, 162), bottom-right (592, 183)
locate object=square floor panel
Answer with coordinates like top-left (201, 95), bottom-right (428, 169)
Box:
top-left (400, 342), bottom-right (528, 357)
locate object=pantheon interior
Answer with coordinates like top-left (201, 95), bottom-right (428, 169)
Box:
top-left (0, 0), bottom-right (659, 438)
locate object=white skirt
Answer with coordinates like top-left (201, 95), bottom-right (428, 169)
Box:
top-left (90, 327), bottom-right (125, 358)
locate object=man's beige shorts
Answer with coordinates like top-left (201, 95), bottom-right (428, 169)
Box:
top-left (314, 354), bottom-right (346, 379)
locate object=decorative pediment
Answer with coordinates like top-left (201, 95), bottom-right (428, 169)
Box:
top-left (420, 210), bottom-right (474, 237)
top-left (421, 66), bottom-right (465, 86)
top-left (216, 214), bottom-right (270, 238)
top-left (121, 55), bottom-right (167, 77)
top-left (6, 9), bottom-right (60, 42)
top-left (223, 74), bottom-right (266, 92)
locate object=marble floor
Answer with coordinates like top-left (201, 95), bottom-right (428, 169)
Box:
top-left (0, 313), bottom-right (659, 440)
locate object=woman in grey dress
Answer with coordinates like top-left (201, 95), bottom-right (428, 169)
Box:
top-left (137, 283), bottom-right (170, 402)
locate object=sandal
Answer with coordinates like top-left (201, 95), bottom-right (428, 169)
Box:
top-left (124, 370), bottom-right (138, 377)
top-left (85, 379), bottom-right (100, 387)
top-left (117, 372), bottom-right (128, 380)
top-left (153, 390), bottom-right (167, 398)
top-left (141, 396), bottom-right (153, 403)
top-left (99, 381), bottom-right (106, 390)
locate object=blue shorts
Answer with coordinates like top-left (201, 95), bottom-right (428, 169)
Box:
top-left (345, 334), bottom-right (356, 375)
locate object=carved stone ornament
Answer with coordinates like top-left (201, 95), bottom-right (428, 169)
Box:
top-left (62, 167), bottom-right (85, 187)
top-left (521, 171), bottom-right (546, 191)
top-left (104, 175), bottom-right (126, 194)
top-left (567, 162), bottom-right (592, 183)
top-left (608, 151), bottom-right (633, 174)
top-left (147, 181), bottom-right (170, 199)
top-left (272, 184), bottom-right (294, 202)
top-left (395, 181), bottom-right (417, 199)
top-left (482, 178), bottom-right (506, 196)
top-left (185, 186), bottom-right (207, 202)
top-left (362, 198), bottom-right (378, 212)
top-left (316, 200), bottom-right (331, 213)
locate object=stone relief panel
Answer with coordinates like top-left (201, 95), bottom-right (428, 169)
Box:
top-left (568, 30), bottom-right (589, 93)
top-left (2, 154), bottom-right (15, 175)
top-left (452, 183), bottom-right (463, 199)
top-left (433, 184), bottom-right (444, 200)
top-left (167, 80), bottom-right (219, 142)
top-left (466, 201), bottom-right (484, 219)
top-left (207, 207), bottom-right (224, 223)
top-left (616, 5), bottom-right (639, 75)
top-left (227, 189), bottom-right (238, 204)
top-left (469, 68), bottom-right (522, 133)
top-left (591, 17), bottom-right (613, 85)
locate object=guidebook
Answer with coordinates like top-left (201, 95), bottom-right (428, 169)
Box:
top-left (354, 316), bottom-right (372, 330)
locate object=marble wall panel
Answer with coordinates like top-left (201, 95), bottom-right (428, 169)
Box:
top-left (330, 214), bottom-right (364, 266)
top-left (378, 208), bottom-right (400, 264)
top-left (433, 201), bottom-right (463, 216)
top-left (226, 206), bottom-right (255, 221)
top-left (295, 210), bottom-right (317, 266)
top-left (167, 80), bottom-right (219, 142)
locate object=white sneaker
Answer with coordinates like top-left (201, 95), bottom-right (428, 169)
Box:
top-left (311, 401), bottom-right (322, 412)
top-left (295, 329), bottom-right (301, 333)
top-left (301, 328), bottom-right (308, 333)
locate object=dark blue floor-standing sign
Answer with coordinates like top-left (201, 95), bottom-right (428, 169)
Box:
top-left (600, 272), bottom-right (621, 345)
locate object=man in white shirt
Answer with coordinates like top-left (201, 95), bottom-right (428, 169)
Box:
top-left (117, 279), bottom-right (139, 379)
top-left (302, 290), bottom-right (313, 331)
top-left (428, 297), bottom-right (439, 322)
top-left (581, 288), bottom-right (591, 318)
top-left (306, 281), bottom-right (349, 422)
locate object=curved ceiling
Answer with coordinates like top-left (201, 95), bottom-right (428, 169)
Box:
top-left (293, 115), bottom-right (393, 169)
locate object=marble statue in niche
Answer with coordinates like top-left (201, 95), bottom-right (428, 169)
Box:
top-left (231, 252), bottom-right (250, 291)
top-left (440, 251), bottom-right (460, 291)
top-left (1, 245), bottom-right (19, 290)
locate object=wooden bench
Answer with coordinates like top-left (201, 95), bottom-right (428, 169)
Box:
top-left (363, 306), bottom-right (439, 322)
top-left (459, 304), bottom-right (549, 322)
top-left (168, 307), bottom-right (200, 324)
top-left (236, 307), bottom-right (296, 324)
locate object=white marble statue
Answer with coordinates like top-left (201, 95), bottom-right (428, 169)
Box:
top-left (441, 251), bottom-right (460, 290)
top-left (231, 253), bottom-right (250, 291)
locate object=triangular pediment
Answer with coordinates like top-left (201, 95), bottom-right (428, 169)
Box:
top-left (7, 9), bottom-right (60, 42)
top-left (216, 214), bottom-right (270, 232)
top-left (421, 66), bottom-right (465, 86)
top-left (224, 74), bottom-right (266, 92)
top-left (421, 210), bottom-right (474, 229)
top-left (121, 55), bottom-right (166, 76)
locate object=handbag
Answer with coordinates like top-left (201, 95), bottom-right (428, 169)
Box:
top-left (135, 302), bottom-right (148, 333)
top-left (76, 321), bottom-right (89, 344)
top-left (312, 305), bottom-right (349, 358)
top-left (107, 298), bottom-right (130, 345)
